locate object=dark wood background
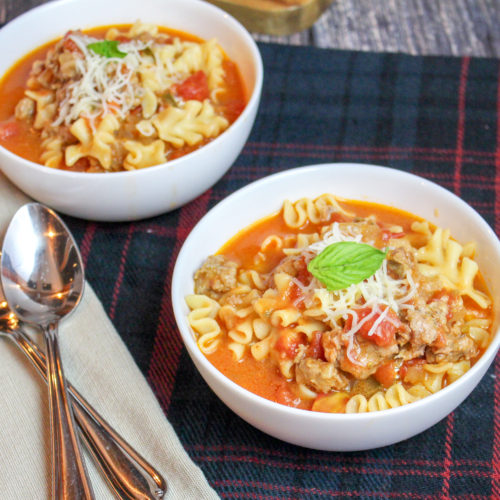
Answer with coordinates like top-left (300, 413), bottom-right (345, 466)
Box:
top-left (1, 0), bottom-right (499, 57)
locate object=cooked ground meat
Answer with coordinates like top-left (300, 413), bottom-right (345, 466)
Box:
top-left (386, 244), bottom-right (416, 278)
top-left (406, 301), bottom-right (447, 348)
top-left (273, 254), bottom-right (308, 279)
top-left (14, 97), bottom-right (35, 121)
top-left (405, 290), bottom-right (475, 363)
top-left (426, 332), bottom-right (478, 363)
top-left (194, 255), bottom-right (238, 299)
top-left (336, 219), bottom-right (381, 243)
top-left (340, 338), bottom-right (399, 379)
top-left (295, 357), bottom-right (349, 393)
top-left (321, 327), bottom-right (343, 363)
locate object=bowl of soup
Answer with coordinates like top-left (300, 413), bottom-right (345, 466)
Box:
top-left (0, 0), bottom-right (262, 221)
top-left (172, 163), bottom-right (500, 451)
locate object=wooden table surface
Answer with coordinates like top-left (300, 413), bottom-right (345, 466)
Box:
top-left (1, 0), bottom-right (499, 57)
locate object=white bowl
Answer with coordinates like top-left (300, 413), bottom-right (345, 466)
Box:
top-left (172, 163), bottom-right (500, 451)
top-left (0, 0), bottom-right (263, 221)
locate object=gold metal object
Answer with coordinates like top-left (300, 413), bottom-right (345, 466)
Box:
top-left (206, 0), bottom-right (335, 35)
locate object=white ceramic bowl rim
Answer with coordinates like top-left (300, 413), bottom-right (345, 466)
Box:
top-left (172, 163), bottom-right (500, 421)
top-left (0, 0), bottom-right (263, 178)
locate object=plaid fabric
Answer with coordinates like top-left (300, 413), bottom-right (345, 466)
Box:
top-left (65, 44), bottom-right (500, 499)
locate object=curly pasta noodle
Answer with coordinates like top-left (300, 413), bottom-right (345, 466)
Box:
top-left (463, 321), bottom-right (490, 349)
top-left (416, 227), bottom-right (490, 308)
top-left (25, 89), bottom-right (56, 129)
top-left (40, 136), bottom-right (63, 168)
top-left (250, 334), bottom-right (273, 361)
top-left (186, 294), bottom-right (221, 354)
top-left (260, 235), bottom-right (283, 253)
top-left (65, 114), bottom-right (119, 169)
top-left (152, 100), bottom-right (228, 148)
top-left (283, 194), bottom-right (352, 229)
top-left (228, 342), bottom-right (246, 361)
top-left (123, 140), bottom-right (165, 170)
top-left (345, 383), bottom-right (419, 413)
top-left (237, 269), bottom-right (267, 291)
top-left (283, 233), bottom-right (320, 255)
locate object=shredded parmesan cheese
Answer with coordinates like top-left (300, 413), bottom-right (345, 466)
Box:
top-left (306, 222), bottom-right (417, 365)
top-left (365, 305), bottom-right (389, 337)
top-left (309, 222), bottom-right (364, 253)
top-left (53, 34), bottom-right (152, 126)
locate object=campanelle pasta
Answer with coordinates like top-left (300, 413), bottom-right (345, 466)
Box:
top-left (0, 21), bottom-right (246, 172)
top-left (186, 195), bottom-right (493, 413)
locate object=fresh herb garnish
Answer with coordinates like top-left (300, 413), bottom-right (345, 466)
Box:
top-left (87, 40), bottom-right (127, 59)
top-left (307, 241), bottom-right (387, 291)
top-left (163, 92), bottom-right (178, 107)
top-left (141, 47), bottom-right (154, 57)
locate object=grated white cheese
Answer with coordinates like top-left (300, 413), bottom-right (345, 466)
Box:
top-left (365, 305), bottom-right (389, 337)
top-left (53, 34), bottom-right (152, 126)
top-left (305, 222), bottom-right (417, 365)
top-left (308, 222), bottom-right (364, 254)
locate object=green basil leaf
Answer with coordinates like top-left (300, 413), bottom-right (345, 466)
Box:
top-left (307, 241), bottom-right (386, 291)
top-left (87, 40), bottom-right (127, 59)
top-left (163, 91), bottom-right (178, 107)
top-left (141, 47), bottom-right (154, 57)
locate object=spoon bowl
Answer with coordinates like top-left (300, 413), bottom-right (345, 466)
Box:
top-left (0, 202), bottom-right (93, 499)
top-left (1, 204), bottom-right (83, 324)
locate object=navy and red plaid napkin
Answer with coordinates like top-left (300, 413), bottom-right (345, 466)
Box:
top-left (66, 43), bottom-right (500, 499)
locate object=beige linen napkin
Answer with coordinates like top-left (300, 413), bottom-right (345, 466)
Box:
top-left (0, 172), bottom-right (219, 499)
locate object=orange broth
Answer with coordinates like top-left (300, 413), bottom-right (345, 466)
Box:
top-left (205, 199), bottom-right (493, 410)
top-left (0, 25), bottom-right (247, 171)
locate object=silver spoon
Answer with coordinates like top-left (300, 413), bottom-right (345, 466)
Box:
top-left (1, 202), bottom-right (93, 499)
top-left (0, 301), bottom-right (167, 499)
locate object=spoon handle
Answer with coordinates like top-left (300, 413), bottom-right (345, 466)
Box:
top-left (6, 325), bottom-right (166, 499)
top-left (44, 323), bottom-right (95, 499)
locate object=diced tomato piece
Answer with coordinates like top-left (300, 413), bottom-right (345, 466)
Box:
top-left (274, 328), bottom-right (307, 360)
top-left (381, 229), bottom-right (406, 241)
top-left (430, 290), bottom-right (449, 302)
top-left (284, 257), bottom-right (311, 309)
top-left (306, 331), bottom-right (325, 360)
top-left (275, 382), bottom-right (301, 408)
top-left (130, 105), bottom-right (142, 115)
top-left (106, 101), bottom-right (121, 114)
top-left (432, 330), bottom-right (448, 349)
top-left (287, 282), bottom-right (305, 309)
top-left (157, 36), bottom-right (174, 45)
top-left (400, 358), bottom-right (426, 383)
top-left (0, 121), bottom-right (19, 141)
top-left (374, 360), bottom-right (397, 388)
top-left (295, 256), bottom-right (312, 286)
top-left (174, 70), bottom-right (209, 101)
top-left (344, 306), bottom-right (403, 347)
top-left (62, 33), bottom-right (84, 55)
top-left (63, 38), bottom-right (80, 52)
top-left (68, 157), bottom-right (91, 172)
top-left (312, 392), bottom-right (350, 413)
top-left (429, 291), bottom-right (456, 321)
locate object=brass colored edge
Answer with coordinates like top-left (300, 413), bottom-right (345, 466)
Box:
top-left (206, 0), bottom-right (335, 36)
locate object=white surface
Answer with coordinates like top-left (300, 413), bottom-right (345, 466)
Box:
top-left (0, 0), bottom-right (263, 221)
top-left (172, 163), bottom-right (500, 451)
